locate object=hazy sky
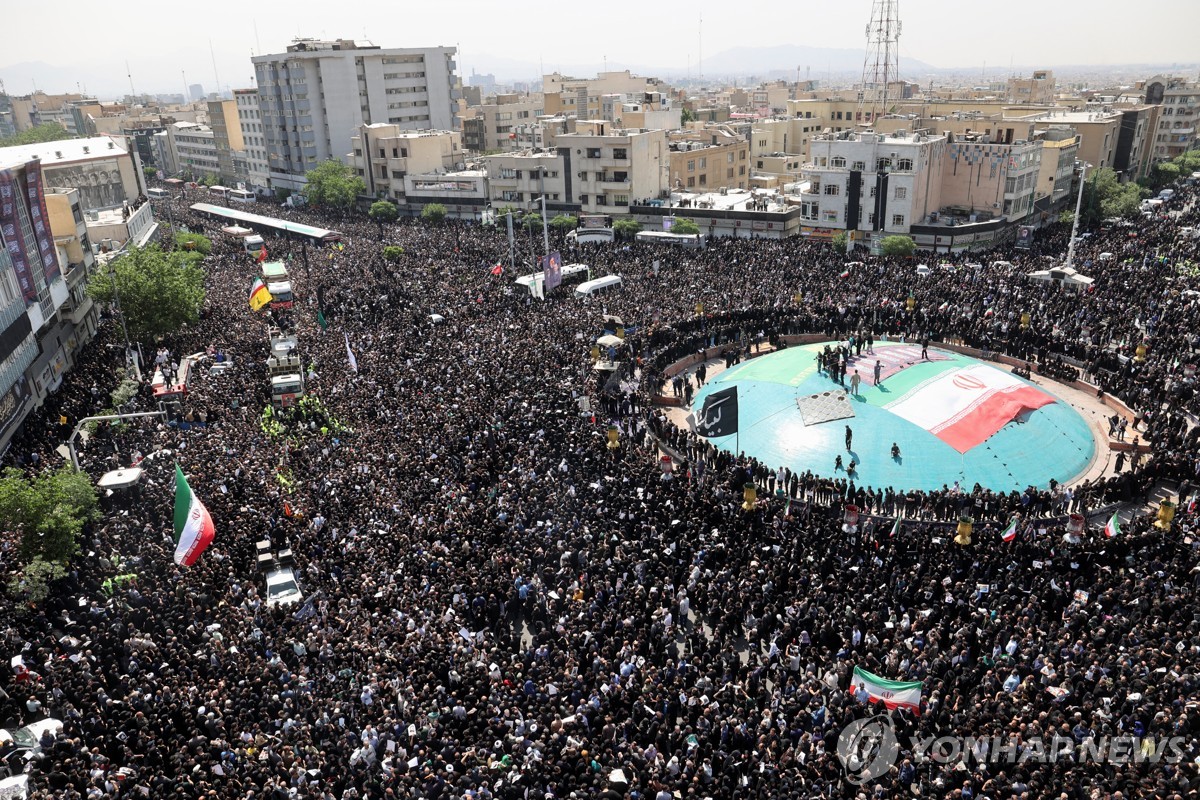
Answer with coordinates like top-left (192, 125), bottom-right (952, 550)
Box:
top-left (4, 0), bottom-right (1199, 96)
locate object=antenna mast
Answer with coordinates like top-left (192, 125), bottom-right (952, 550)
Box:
top-left (858, 0), bottom-right (902, 125)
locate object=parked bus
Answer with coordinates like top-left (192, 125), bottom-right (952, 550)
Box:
top-left (261, 261), bottom-right (289, 283)
top-left (635, 230), bottom-right (705, 249)
top-left (515, 263), bottom-right (591, 299)
top-left (209, 185), bottom-right (230, 200)
top-left (229, 188), bottom-right (255, 203)
top-left (190, 203), bottom-right (343, 245)
top-left (566, 227), bottom-right (615, 245)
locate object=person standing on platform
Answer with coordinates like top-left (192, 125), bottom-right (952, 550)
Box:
top-left (873, 360), bottom-right (883, 386)
top-left (845, 425), bottom-right (853, 451)
top-left (849, 370), bottom-right (862, 396)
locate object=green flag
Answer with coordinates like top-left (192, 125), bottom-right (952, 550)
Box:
top-left (317, 309), bottom-right (328, 332)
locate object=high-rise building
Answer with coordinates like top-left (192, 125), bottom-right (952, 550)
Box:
top-left (188, 84), bottom-right (206, 102)
top-left (1144, 75), bottom-right (1200, 161)
top-left (233, 89), bottom-right (270, 195)
top-left (252, 38), bottom-right (459, 192)
top-left (207, 99), bottom-right (245, 184)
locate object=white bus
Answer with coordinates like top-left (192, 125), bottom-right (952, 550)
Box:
top-left (209, 185), bottom-right (229, 199)
top-left (635, 230), bottom-right (705, 249)
top-left (229, 188), bottom-right (256, 203)
top-left (515, 263), bottom-right (591, 299)
top-left (574, 275), bottom-right (623, 299)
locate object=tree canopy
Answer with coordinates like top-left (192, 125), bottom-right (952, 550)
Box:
top-left (880, 235), bottom-right (916, 257)
top-left (0, 466), bottom-right (98, 565)
top-left (369, 200), bottom-right (400, 225)
top-left (1080, 167), bottom-right (1146, 225)
top-left (174, 232), bottom-right (212, 256)
top-left (0, 123), bottom-right (75, 149)
top-left (421, 203), bottom-right (447, 225)
top-left (670, 218), bottom-right (701, 235)
top-left (549, 214), bottom-right (578, 232)
top-left (612, 218), bottom-right (642, 239)
top-left (304, 160), bottom-right (366, 209)
top-left (88, 244), bottom-right (207, 340)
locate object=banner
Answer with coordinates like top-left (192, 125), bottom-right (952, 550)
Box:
top-left (1015, 225), bottom-right (1034, 250)
top-left (542, 251), bottom-right (563, 292)
top-left (694, 386), bottom-right (738, 438)
top-left (0, 169), bottom-right (37, 305)
top-left (24, 161), bottom-right (60, 284)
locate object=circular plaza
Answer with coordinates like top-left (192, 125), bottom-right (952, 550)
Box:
top-left (687, 341), bottom-right (1098, 493)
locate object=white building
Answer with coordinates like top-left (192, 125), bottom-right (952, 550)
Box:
top-left (556, 122), bottom-right (668, 216)
top-left (799, 130), bottom-right (947, 249)
top-left (253, 38), bottom-right (459, 192)
top-left (234, 89), bottom-right (271, 195)
top-left (349, 126), bottom-right (467, 204)
top-left (166, 122), bottom-right (219, 181)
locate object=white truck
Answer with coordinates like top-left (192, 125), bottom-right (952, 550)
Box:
top-left (268, 328), bottom-right (304, 410)
top-left (221, 225), bottom-right (265, 257)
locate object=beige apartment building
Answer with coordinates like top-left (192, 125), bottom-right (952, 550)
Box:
top-left (667, 127), bottom-right (750, 192)
top-left (349, 126), bottom-right (467, 203)
top-left (1007, 71), bottom-right (1056, 105)
top-left (1144, 76), bottom-right (1200, 161)
top-left (1033, 129), bottom-right (1081, 209)
top-left (543, 70), bottom-right (665, 121)
top-left (482, 150), bottom-right (568, 212)
top-left (460, 95), bottom-right (545, 153)
top-left (559, 122), bottom-right (668, 215)
top-left (1026, 109), bottom-right (1121, 172)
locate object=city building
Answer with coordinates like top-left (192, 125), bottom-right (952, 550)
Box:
top-left (799, 130), bottom-right (946, 249)
top-left (233, 89), bottom-right (270, 194)
top-left (460, 95), bottom-right (545, 153)
top-left (0, 158), bottom-right (88, 442)
top-left (207, 100), bottom-right (245, 185)
top-left (44, 187), bottom-right (100, 359)
top-left (350, 126), bottom-right (467, 205)
top-left (1025, 108), bottom-right (1122, 172)
top-left (1032, 128), bottom-right (1080, 211)
top-left (543, 71), bottom-right (666, 121)
top-left (0, 137), bottom-right (145, 212)
top-left (166, 122), bottom-right (219, 181)
top-left (1007, 70), bottom-right (1056, 105)
top-left (556, 122), bottom-right (668, 216)
top-left (188, 84), bottom-right (206, 102)
top-left (481, 150), bottom-right (567, 214)
top-left (252, 38), bottom-right (459, 192)
top-left (667, 127), bottom-right (750, 192)
top-left (1144, 76), bottom-right (1200, 161)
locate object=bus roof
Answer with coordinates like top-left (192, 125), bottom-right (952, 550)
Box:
top-left (575, 275), bottom-right (623, 294)
top-left (515, 263), bottom-right (589, 286)
top-left (189, 203), bottom-right (343, 243)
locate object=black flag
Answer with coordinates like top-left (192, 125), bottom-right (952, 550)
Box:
top-left (694, 386), bottom-right (738, 437)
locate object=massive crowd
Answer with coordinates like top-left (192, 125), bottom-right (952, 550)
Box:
top-left (0, 176), bottom-right (1198, 800)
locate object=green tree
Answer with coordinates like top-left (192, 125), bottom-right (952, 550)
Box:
top-left (1146, 161), bottom-right (1181, 191)
top-left (831, 231), bottom-right (849, 251)
top-left (173, 232), bottom-right (212, 255)
top-left (369, 200), bottom-right (399, 239)
top-left (421, 203), bottom-right (448, 225)
top-left (7, 557), bottom-right (67, 605)
top-left (304, 159), bottom-right (366, 210)
top-left (1081, 167), bottom-right (1145, 225)
top-left (880, 235), bottom-right (916, 257)
top-left (382, 245), bottom-right (405, 263)
top-left (0, 466), bottom-right (99, 566)
top-left (681, 107), bottom-right (697, 125)
top-left (87, 245), bottom-right (207, 340)
top-left (0, 123), bottom-right (75, 148)
top-left (612, 217), bottom-right (642, 240)
top-left (200, 173), bottom-right (219, 187)
top-left (521, 213), bottom-right (543, 231)
top-left (549, 214), bottom-right (578, 232)
top-left (143, 165), bottom-right (158, 182)
top-left (670, 217), bottom-right (701, 235)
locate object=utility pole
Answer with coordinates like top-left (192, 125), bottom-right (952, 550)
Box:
top-left (1064, 163), bottom-right (1089, 271)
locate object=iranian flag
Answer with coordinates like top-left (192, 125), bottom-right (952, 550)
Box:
top-left (885, 364), bottom-right (1057, 453)
top-left (852, 666), bottom-right (923, 714)
top-left (1000, 517), bottom-right (1019, 542)
top-left (890, 517), bottom-right (902, 538)
top-left (1103, 511), bottom-right (1121, 538)
top-left (173, 464), bottom-right (215, 566)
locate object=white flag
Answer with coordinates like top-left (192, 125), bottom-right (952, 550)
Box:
top-left (344, 332), bottom-right (358, 373)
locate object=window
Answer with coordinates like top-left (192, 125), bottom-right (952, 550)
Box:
top-left (831, 156), bottom-right (846, 168)
top-left (896, 158), bottom-right (913, 171)
top-left (823, 209), bottom-right (838, 221)
top-left (614, 194), bottom-right (629, 206)
top-left (586, 148), bottom-right (601, 158)
top-left (687, 160), bottom-right (695, 172)
top-left (892, 214), bottom-right (905, 226)
top-left (876, 158), bottom-right (891, 171)
top-left (800, 201), bottom-right (819, 220)
top-left (894, 186), bottom-right (907, 200)
top-left (738, 165), bottom-right (745, 175)
top-left (699, 174), bottom-right (707, 185)
top-left (824, 184), bottom-right (839, 196)
top-left (612, 148), bottom-right (627, 159)
top-left (727, 168), bottom-right (734, 178)
top-left (699, 157), bottom-right (707, 168)
top-left (687, 176), bottom-right (695, 187)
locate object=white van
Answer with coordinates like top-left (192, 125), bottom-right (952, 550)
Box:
top-left (575, 275), bottom-right (623, 298)
top-left (1159, 188), bottom-right (1175, 201)
top-left (915, 264), bottom-right (931, 277)
top-left (147, 188), bottom-right (169, 200)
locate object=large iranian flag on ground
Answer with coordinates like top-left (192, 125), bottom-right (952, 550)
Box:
top-left (852, 666), bottom-right (923, 713)
top-left (884, 364), bottom-right (1057, 453)
top-left (173, 464), bottom-right (215, 566)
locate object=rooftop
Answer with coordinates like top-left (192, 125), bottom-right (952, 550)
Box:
top-left (1029, 109), bottom-right (1122, 124)
top-left (0, 135), bottom-right (128, 168)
